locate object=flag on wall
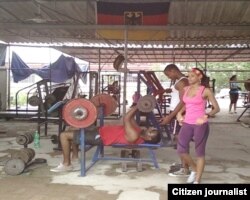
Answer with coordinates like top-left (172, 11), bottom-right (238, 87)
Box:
top-left (96, 1), bottom-right (170, 40)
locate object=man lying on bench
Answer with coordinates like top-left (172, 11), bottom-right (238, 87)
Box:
top-left (50, 106), bottom-right (161, 172)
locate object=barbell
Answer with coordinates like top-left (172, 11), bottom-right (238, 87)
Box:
top-left (137, 95), bottom-right (156, 113)
top-left (62, 94), bottom-right (118, 128)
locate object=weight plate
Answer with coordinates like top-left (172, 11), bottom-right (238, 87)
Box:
top-left (91, 94), bottom-right (118, 116)
top-left (16, 134), bottom-right (28, 145)
top-left (28, 96), bottom-right (41, 107)
top-left (137, 95), bottom-right (156, 113)
top-left (4, 158), bottom-right (25, 176)
top-left (63, 98), bottom-right (97, 128)
top-left (113, 54), bottom-right (125, 71)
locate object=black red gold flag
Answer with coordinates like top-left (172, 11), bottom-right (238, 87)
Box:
top-left (96, 1), bottom-right (170, 40)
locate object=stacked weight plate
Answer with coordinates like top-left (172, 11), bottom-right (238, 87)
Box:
top-left (4, 148), bottom-right (35, 176)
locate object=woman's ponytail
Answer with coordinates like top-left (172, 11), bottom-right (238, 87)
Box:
top-left (192, 68), bottom-right (210, 88)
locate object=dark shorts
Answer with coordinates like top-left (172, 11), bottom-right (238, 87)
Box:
top-left (73, 125), bottom-right (102, 145)
top-left (230, 93), bottom-right (239, 104)
top-left (177, 122), bottom-right (209, 157)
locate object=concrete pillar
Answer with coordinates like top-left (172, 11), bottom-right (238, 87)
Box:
top-left (0, 68), bottom-right (7, 110)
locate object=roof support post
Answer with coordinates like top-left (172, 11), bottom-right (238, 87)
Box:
top-left (204, 49), bottom-right (207, 75)
top-left (98, 48), bottom-right (101, 94)
top-left (122, 27), bottom-right (128, 116)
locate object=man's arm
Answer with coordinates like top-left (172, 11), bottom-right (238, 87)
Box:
top-left (160, 79), bottom-right (188, 125)
top-left (123, 106), bottom-right (141, 143)
top-left (168, 80), bottom-right (188, 117)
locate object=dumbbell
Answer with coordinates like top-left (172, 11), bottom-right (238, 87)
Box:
top-left (137, 95), bottom-right (157, 113)
top-left (16, 132), bottom-right (34, 146)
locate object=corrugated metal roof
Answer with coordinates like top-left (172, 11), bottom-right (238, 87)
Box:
top-left (55, 45), bottom-right (250, 64)
top-left (1, 0), bottom-right (250, 63)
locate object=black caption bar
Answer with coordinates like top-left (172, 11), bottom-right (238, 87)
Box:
top-left (168, 184), bottom-right (250, 200)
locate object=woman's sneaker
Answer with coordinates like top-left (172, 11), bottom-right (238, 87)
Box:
top-left (187, 171), bottom-right (197, 183)
top-left (50, 163), bottom-right (73, 172)
top-left (169, 168), bottom-right (190, 177)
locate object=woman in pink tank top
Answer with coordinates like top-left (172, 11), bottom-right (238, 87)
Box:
top-left (176, 68), bottom-right (220, 184)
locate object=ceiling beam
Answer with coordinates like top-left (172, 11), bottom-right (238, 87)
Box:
top-left (56, 46), bottom-right (250, 51)
top-left (222, 49), bottom-right (245, 61)
top-left (1, 0), bottom-right (249, 2)
top-left (1, 23), bottom-right (250, 31)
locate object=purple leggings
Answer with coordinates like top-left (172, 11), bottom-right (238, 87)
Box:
top-left (177, 122), bottom-right (209, 157)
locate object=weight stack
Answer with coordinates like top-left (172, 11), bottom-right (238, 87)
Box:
top-left (4, 148), bottom-right (36, 176)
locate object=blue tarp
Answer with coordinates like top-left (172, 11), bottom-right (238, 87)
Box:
top-left (11, 52), bottom-right (87, 83)
top-left (11, 52), bottom-right (33, 82)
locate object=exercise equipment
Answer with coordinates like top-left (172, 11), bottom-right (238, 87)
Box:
top-left (237, 79), bottom-right (250, 122)
top-left (28, 95), bottom-right (41, 107)
top-left (78, 106), bottom-right (164, 176)
top-left (4, 159), bottom-right (25, 176)
top-left (4, 148), bottom-right (35, 175)
top-left (51, 134), bottom-right (59, 144)
top-left (120, 149), bottom-right (143, 172)
top-left (121, 150), bottom-right (129, 172)
top-left (244, 79), bottom-right (250, 91)
top-left (11, 148), bottom-right (35, 163)
top-left (113, 54), bottom-right (125, 71)
top-left (90, 94), bottom-right (118, 116)
top-left (62, 98), bottom-right (97, 128)
top-left (101, 74), bottom-right (121, 118)
top-left (137, 95), bottom-right (156, 113)
top-left (16, 132), bottom-right (34, 146)
top-left (136, 71), bottom-right (172, 141)
top-left (45, 94), bottom-right (56, 106)
top-left (71, 71), bottom-right (99, 99)
top-left (139, 71), bottom-right (168, 103)
top-left (73, 93), bottom-right (165, 176)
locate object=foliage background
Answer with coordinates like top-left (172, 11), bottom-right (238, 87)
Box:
top-left (155, 62), bottom-right (250, 93)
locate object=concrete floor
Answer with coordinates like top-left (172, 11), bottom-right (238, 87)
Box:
top-left (0, 98), bottom-right (249, 200)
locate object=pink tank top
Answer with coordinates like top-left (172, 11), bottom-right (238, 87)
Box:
top-left (183, 86), bottom-right (206, 124)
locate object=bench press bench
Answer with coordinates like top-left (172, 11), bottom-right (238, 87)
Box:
top-left (78, 129), bottom-right (164, 176)
top-left (62, 94), bottom-right (172, 176)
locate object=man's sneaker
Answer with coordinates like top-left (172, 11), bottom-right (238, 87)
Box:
top-left (187, 171), bottom-right (197, 183)
top-left (169, 168), bottom-right (190, 177)
top-left (50, 163), bottom-right (73, 172)
top-left (168, 163), bottom-right (182, 173)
